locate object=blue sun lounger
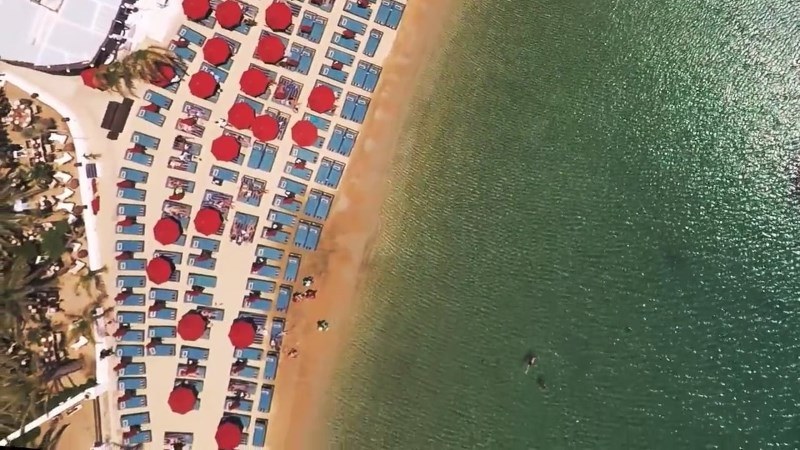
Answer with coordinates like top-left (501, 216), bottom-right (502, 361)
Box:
top-left (155, 250), bottom-right (184, 264)
top-left (124, 430), bottom-right (152, 446)
top-left (136, 109), bottom-right (166, 126)
top-left (331, 32), bottom-right (360, 52)
top-left (118, 259), bottom-right (146, 271)
top-left (284, 254), bottom-right (301, 282)
top-left (119, 167), bottom-right (149, 183)
top-left (118, 377), bottom-right (146, 390)
top-left (375, 0), bottom-right (404, 29)
top-left (149, 288), bottom-right (178, 302)
top-left (253, 264), bottom-right (281, 279)
top-left (268, 209), bottom-right (297, 227)
top-left (130, 132), bottom-right (160, 149)
top-left (116, 223), bottom-right (146, 235)
top-left (246, 278), bottom-right (276, 293)
top-left (120, 412), bottom-right (150, 428)
top-left (117, 311), bottom-right (146, 324)
top-left (364, 29), bottom-right (383, 57)
top-left (210, 165), bottom-right (240, 184)
top-left (312, 193), bottom-right (332, 220)
top-left (148, 343), bottom-right (176, 356)
top-left (362, 63), bottom-right (381, 92)
top-left (116, 345), bottom-right (144, 358)
top-left (116, 240), bottom-right (145, 252)
top-left (118, 395), bottom-right (147, 410)
top-left (278, 177), bottom-right (307, 195)
top-left (170, 44), bottom-right (196, 62)
top-left (326, 47), bottom-right (355, 66)
top-left (116, 203), bottom-right (146, 217)
top-left (273, 194), bottom-right (302, 212)
top-left (190, 236), bottom-right (220, 252)
top-left (299, 12), bottom-right (326, 43)
top-left (149, 307), bottom-right (177, 320)
top-left (304, 191), bottom-right (320, 217)
top-left (329, 161), bottom-right (345, 188)
top-left (224, 413), bottom-right (251, 429)
top-left (287, 44), bottom-right (315, 75)
top-left (253, 419), bottom-right (268, 448)
top-left (304, 223), bottom-right (321, 250)
top-left (227, 398), bottom-right (254, 412)
top-left (257, 385), bottom-right (274, 413)
top-left (262, 228), bottom-right (289, 244)
top-left (344, 0), bottom-right (372, 19)
top-left (124, 150), bottom-right (153, 167)
top-left (176, 379), bottom-right (204, 393)
top-left (255, 245), bottom-right (283, 261)
top-left (263, 352), bottom-right (278, 380)
top-left (149, 326), bottom-right (177, 338)
top-left (276, 285), bottom-right (292, 312)
top-left (178, 25), bottom-right (206, 45)
top-left (233, 365), bottom-right (260, 379)
top-left (119, 363), bottom-right (145, 376)
top-left (234, 347), bottom-right (263, 361)
top-left (117, 187), bottom-right (146, 202)
top-left (196, 306), bottom-right (223, 321)
top-left (200, 62), bottom-right (228, 83)
top-left (117, 329), bottom-right (145, 342)
top-left (247, 142), bottom-right (277, 172)
top-left (187, 273), bottom-right (217, 288)
top-left (271, 318), bottom-right (285, 338)
top-left (143, 89), bottom-right (173, 109)
top-left (117, 294), bottom-right (145, 307)
top-left (328, 125), bottom-right (358, 156)
top-left (188, 254), bottom-right (216, 270)
top-left (185, 291), bottom-right (213, 306)
top-left (180, 346), bottom-right (210, 360)
top-left (242, 295), bottom-right (271, 312)
top-left (235, 94), bottom-right (264, 114)
top-left (117, 276), bottom-right (146, 289)
top-left (293, 222), bottom-right (309, 248)
top-left (283, 161), bottom-right (313, 180)
top-left (290, 146), bottom-right (319, 163)
top-left (320, 64), bottom-right (349, 83)
top-left (341, 93), bottom-right (358, 121)
top-left (338, 15), bottom-right (367, 35)
top-left (315, 159), bottom-right (332, 186)
top-left (304, 112), bottom-right (331, 132)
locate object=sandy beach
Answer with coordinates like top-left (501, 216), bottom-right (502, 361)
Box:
top-left (265, 2), bottom-right (463, 448)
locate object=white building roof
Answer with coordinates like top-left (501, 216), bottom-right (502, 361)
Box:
top-left (0, 0), bottom-right (121, 67)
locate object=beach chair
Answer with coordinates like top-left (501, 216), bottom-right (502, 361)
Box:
top-left (166, 177), bottom-right (196, 193)
top-left (344, 0), bottom-right (373, 19)
top-left (117, 187), bottom-right (146, 202)
top-left (119, 167), bottom-right (149, 183)
top-left (326, 47), bottom-right (355, 66)
top-left (268, 209), bottom-right (297, 227)
top-left (242, 294), bottom-right (271, 312)
top-left (117, 203), bottom-right (146, 217)
top-left (115, 240), bottom-right (145, 252)
top-left (210, 165), bottom-right (240, 184)
top-left (149, 344), bottom-right (177, 356)
top-left (149, 307), bottom-right (178, 320)
top-left (185, 291), bottom-right (214, 306)
top-left (187, 273), bottom-right (217, 288)
top-left (149, 326), bottom-right (177, 339)
top-left (276, 285), bottom-right (292, 312)
top-left (176, 364), bottom-right (207, 378)
top-left (124, 430), bottom-right (153, 446)
top-left (245, 278), bottom-right (275, 293)
top-left (304, 224), bottom-right (321, 250)
top-left (252, 420), bottom-right (268, 448)
top-left (232, 364), bottom-right (260, 379)
top-left (125, 150), bottom-right (154, 167)
top-left (117, 276), bottom-right (146, 289)
top-left (290, 146), bottom-right (319, 163)
top-left (226, 398), bottom-right (254, 412)
top-left (294, 222), bottom-right (309, 248)
top-left (328, 125), bottom-right (358, 156)
top-left (364, 29), bottom-right (383, 57)
top-left (234, 347), bottom-right (264, 361)
top-left (200, 62), bottom-right (229, 83)
top-left (149, 288), bottom-right (178, 302)
top-left (180, 346), bottom-right (210, 360)
top-left (137, 109), bottom-right (166, 126)
top-left (253, 264), bottom-right (281, 279)
top-left (120, 412), bottom-right (151, 428)
top-left (327, 161), bottom-right (346, 188)
top-left (263, 352), bottom-right (279, 380)
top-left (304, 191), bottom-right (321, 218)
top-left (198, 307), bottom-right (224, 321)
top-left (304, 113), bottom-right (331, 133)
top-left (116, 223), bottom-right (146, 235)
top-left (278, 177), bottom-right (307, 195)
top-left (284, 254), bottom-right (301, 282)
top-left (131, 131), bottom-right (160, 149)
top-left (352, 62), bottom-right (369, 90)
top-left (116, 345), bottom-right (144, 357)
top-left (143, 90), bottom-right (174, 110)
top-left (270, 318), bottom-right (285, 340)
top-left (178, 25), bottom-right (207, 45)
top-left (119, 363), bottom-right (146, 376)
top-left (284, 161), bottom-right (313, 180)
top-left (331, 32), bottom-right (360, 52)
top-left (255, 245), bottom-right (284, 261)
top-left (117, 294), bottom-right (146, 307)
top-left (117, 329), bottom-right (146, 342)
top-left (118, 259), bottom-right (146, 271)
top-left (263, 229), bottom-right (289, 244)
top-left (315, 193), bottom-right (333, 220)
top-left (117, 377), bottom-right (146, 390)
top-left (320, 64), bottom-right (349, 84)
top-left (235, 94), bottom-right (265, 114)
top-left (246, 143), bottom-right (277, 173)
top-left (257, 385), bottom-right (274, 413)
top-left (118, 395), bottom-right (148, 410)
top-left (315, 159), bottom-right (333, 186)
top-left (188, 254), bottom-right (217, 270)
top-left (338, 15), bottom-right (367, 35)
top-left (273, 194), bottom-right (302, 213)
top-left (341, 93), bottom-right (357, 121)
top-left (190, 236), bottom-right (221, 252)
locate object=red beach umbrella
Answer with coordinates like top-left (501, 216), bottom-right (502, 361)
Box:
top-left (239, 68), bottom-right (270, 97)
top-left (194, 207), bottom-right (223, 235)
top-left (91, 197), bottom-right (100, 215)
top-left (211, 134), bottom-right (241, 162)
top-left (146, 257), bottom-right (173, 284)
top-left (182, 0), bottom-right (210, 20)
top-left (153, 217), bottom-right (182, 245)
top-left (188, 71), bottom-right (218, 99)
top-left (202, 37), bottom-right (232, 65)
top-left (227, 102), bottom-right (256, 130)
top-left (215, 422), bottom-right (242, 450)
top-left (152, 64), bottom-right (176, 87)
top-left (168, 385), bottom-right (197, 414)
top-left (251, 115), bottom-right (279, 142)
top-left (308, 85), bottom-right (336, 113)
top-left (81, 68), bottom-right (99, 89)
top-left (117, 218), bottom-right (135, 227)
top-left (115, 291), bottom-right (131, 301)
top-left (177, 312), bottom-right (207, 341)
top-left (128, 144), bottom-right (145, 154)
top-left (142, 103), bottom-right (159, 112)
top-left (116, 180), bottom-right (135, 188)
top-left (215, 0), bottom-right (243, 29)
top-left (256, 35), bottom-right (285, 64)
top-left (228, 319), bottom-right (256, 348)
top-left (291, 120), bottom-right (318, 147)
top-left (265, 2), bottom-right (292, 31)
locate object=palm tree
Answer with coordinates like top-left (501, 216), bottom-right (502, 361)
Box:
top-left (94, 46), bottom-right (184, 96)
top-left (0, 179), bottom-right (36, 244)
top-left (74, 265), bottom-right (107, 297)
top-left (0, 255), bottom-right (53, 325)
top-left (38, 423), bottom-right (69, 450)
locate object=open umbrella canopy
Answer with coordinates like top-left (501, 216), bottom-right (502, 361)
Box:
top-left (215, 0), bottom-right (243, 29)
top-left (256, 35), bottom-right (285, 64)
top-left (239, 68), bottom-right (270, 97)
top-left (211, 134), bottom-right (241, 162)
top-left (81, 68), bottom-right (99, 89)
top-left (308, 85), bottom-right (336, 113)
top-left (202, 37), bottom-right (232, 65)
top-left (146, 257), bottom-right (174, 284)
top-left (152, 64), bottom-right (176, 88)
top-left (182, 0), bottom-right (210, 19)
top-left (168, 385), bottom-right (197, 414)
top-left (227, 102), bottom-right (256, 130)
top-left (194, 207), bottom-right (223, 235)
top-left (215, 421), bottom-right (243, 450)
top-left (177, 311), bottom-right (208, 341)
top-left (188, 71), bottom-right (218, 99)
top-left (251, 115), bottom-right (280, 142)
top-left (265, 2), bottom-right (292, 31)
top-left (291, 120), bottom-right (318, 147)
top-left (228, 319), bottom-right (256, 348)
top-left (153, 217), bottom-right (182, 245)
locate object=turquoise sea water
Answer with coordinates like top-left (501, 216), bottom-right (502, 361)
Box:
top-left (327, 1), bottom-right (800, 448)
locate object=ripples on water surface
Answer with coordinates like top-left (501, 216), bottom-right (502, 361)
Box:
top-left (327, 0), bottom-right (800, 448)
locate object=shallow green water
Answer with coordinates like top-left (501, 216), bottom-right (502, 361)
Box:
top-left (327, 1), bottom-right (800, 448)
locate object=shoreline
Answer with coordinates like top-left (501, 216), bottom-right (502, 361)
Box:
top-left (266, 2), bottom-right (464, 448)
